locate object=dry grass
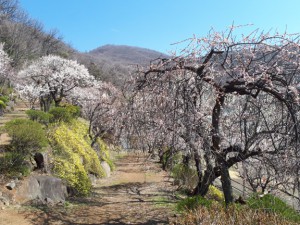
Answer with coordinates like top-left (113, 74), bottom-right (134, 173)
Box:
top-left (174, 203), bottom-right (298, 225)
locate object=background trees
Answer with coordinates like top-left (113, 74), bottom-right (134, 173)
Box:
top-left (129, 28), bottom-right (300, 205)
top-left (71, 81), bottom-right (124, 147)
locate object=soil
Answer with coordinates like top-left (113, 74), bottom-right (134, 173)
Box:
top-left (0, 153), bottom-right (177, 225)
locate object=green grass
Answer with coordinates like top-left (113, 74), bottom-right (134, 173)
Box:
top-left (176, 195), bottom-right (213, 212)
top-left (152, 196), bottom-right (176, 209)
top-left (247, 194), bottom-right (300, 223)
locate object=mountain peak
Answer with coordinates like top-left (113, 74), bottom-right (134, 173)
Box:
top-left (88, 44), bottom-right (169, 65)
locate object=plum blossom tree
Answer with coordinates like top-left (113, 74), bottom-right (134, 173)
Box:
top-left (69, 81), bottom-right (124, 147)
top-left (17, 55), bottom-right (95, 111)
top-left (0, 42), bottom-right (11, 87)
top-left (130, 27), bottom-right (300, 205)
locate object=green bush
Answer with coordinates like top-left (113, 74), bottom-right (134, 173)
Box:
top-left (176, 195), bottom-right (213, 212)
top-left (247, 194), bottom-right (300, 223)
top-left (49, 107), bottom-right (72, 122)
top-left (161, 148), bottom-right (181, 170)
top-left (26, 109), bottom-right (53, 125)
top-left (0, 149), bottom-right (31, 177)
top-left (0, 100), bottom-right (6, 109)
top-left (0, 87), bottom-right (14, 96)
top-left (5, 119), bottom-right (48, 155)
top-left (0, 95), bottom-right (9, 104)
top-left (62, 103), bottom-right (80, 118)
top-left (171, 164), bottom-right (198, 191)
top-left (49, 105), bottom-right (80, 123)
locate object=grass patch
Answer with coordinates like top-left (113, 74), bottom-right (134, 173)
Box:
top-left (176, 193), bottom-right (300, 224)
top-left (177, 203), bottom-right (299, 225)
top-left (247, 194), bottom-right (300, 223)
top-left (153, 196), bottom-right (176, 209)
top-left (176, 195), bottom-right (213, 212)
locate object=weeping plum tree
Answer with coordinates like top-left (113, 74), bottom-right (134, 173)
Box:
top-left (129, 27), bottom-right (300, 205)
top-left (16, 55), bottom-right (95, 111)
top-left (69, 81), bottom-right (124, 147)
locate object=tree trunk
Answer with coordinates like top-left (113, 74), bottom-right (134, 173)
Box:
top-left (40, 96), bottom-right (51, 112)
top-left (193, 147), bottom-right (203, 187)
top-left (209, 92), bottom-right (234, 204)
top-left (54, 100), bottom-right (60, 107)
top-left (218, 158), bottom-right (233, 205)
top-left (182, 154), bottom-right (191, 166)
top-left (193, 167), bottom-right (215, 196)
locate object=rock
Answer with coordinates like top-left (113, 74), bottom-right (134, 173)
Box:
top-left (35, 176), bottom-right (68, 203)
top-left (15, 175), bottom-right (68, 204)
top-left (88, 173), bottom-right (98, 186)
top-left (45, 197), bottom-right (54, 206)
top-left (101, 161), bottom-right (111, 177)
top-left (0, 196), bottom-right (9, 206)
top-left (6, 181), bottom-right (16, 190)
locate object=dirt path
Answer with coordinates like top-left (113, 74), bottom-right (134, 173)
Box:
top-left (0, 153), bottom-right (177, 225)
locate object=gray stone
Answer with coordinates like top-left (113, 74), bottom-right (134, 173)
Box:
top-left (0, 196), bottom-right (9, 206)
top-left (6, 181), bottom-right (16, 190)
top-left (88, 173), bottom-right (98, 186)
top-left (36, 176), bottom-right (68, 203)
top-left (101, 161), bottom-right (111, 177)
top-left (45, 197), bottom-right (54, 206)
top-left (15, 175), bottom-right (68, 204)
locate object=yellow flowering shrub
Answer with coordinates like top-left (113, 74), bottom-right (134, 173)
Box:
top-left (206, 185), bottom-right (224, 202)
top-left (50, 120), bottom-right (106, 196)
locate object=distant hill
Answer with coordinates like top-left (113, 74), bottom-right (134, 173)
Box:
top-left (74, 45), bottom-right (170, 86)
top-left (88, 45), bottom-right (169, 66)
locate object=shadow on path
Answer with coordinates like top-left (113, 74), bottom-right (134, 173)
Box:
top-left (21, 154), bottom-right (176, 225)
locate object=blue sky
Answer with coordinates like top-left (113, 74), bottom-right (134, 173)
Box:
top-left (19, 0), bottom-right (300, 54)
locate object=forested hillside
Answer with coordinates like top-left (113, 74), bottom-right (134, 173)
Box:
top-left (0, 0), bottom-right (167, 87)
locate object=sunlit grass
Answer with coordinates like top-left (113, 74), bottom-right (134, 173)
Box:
top-left (175, 192), bottom-right (300, 225)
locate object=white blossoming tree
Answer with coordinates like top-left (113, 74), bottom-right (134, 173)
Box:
top-left (0, 43), bottom-right (11, 87)
top-left (69, 81), bottom-right (123, 146)
top-left (0, 43), bottom-right (11, 115)
top-left (17, 55), bottom-right (95, 111)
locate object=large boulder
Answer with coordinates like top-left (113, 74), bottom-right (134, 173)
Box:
top-left (15, 175), bottom-right (68, 204)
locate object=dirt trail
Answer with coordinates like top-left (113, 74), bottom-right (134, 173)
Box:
top-left (0, 100), bottom-right (29, 146)
top-left (0, 153), bottom-right (177, 225)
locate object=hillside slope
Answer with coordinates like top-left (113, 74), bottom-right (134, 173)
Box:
top-left (88, 44), bottom-right (169, 66)
top-left (75, 45), bottom-right (169, 86)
